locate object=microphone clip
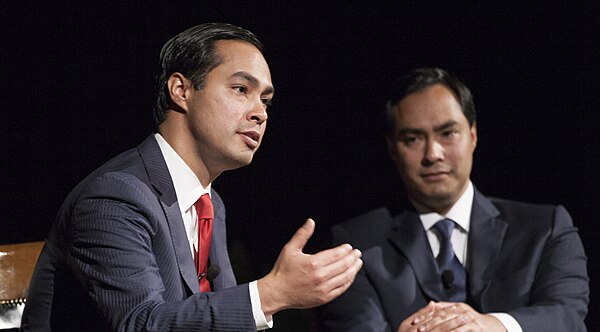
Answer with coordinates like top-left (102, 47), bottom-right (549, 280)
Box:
top-left (441, 270), bottom-right (454, 290)
top-left (198, 264), bottom-right (221, 282)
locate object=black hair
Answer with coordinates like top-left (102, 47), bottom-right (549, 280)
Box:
top-left (154, 23), bottom-right (264, 124)
top-left (384, 68), bottom-right (475, 135)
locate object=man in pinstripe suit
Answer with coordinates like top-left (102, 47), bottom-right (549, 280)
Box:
top-left (22, 23), bottom-right (363, 331)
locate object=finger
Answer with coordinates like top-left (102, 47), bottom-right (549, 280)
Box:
top-left (413, 302), bottom-right (457, 325)
top-left (415, 305), bottom-right (465, 331)
top-left (318, 257), bottom-right (363, 298)
top-left (320, 249), bottom-right (363, 284)
top-left (421, 314), bottom-right (466, 332)
top-left (286, 218), bottom-right (315, 252)
top-left (311, 248), bottom-right (362, 280)
top-left (311, 243), bottom-right (358, 266)
top-left (398, 302), bottom-right (436, 332)
top-left (410, 301), bottom-right (438, 325)
top-left (434, 301), bottom-right (460, 309)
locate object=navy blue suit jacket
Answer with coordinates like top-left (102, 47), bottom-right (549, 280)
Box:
top-left (322, 189), bottom-right (589, 331)
top-left (22, 135), bottom-right (257, 331)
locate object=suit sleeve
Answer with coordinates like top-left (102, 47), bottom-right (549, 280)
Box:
top-left (508, 205), bottom-right (589, 332)
top-left (65, 174), bottom-right (256, 331)
top-left (321, 225), bottom-right (393, 332)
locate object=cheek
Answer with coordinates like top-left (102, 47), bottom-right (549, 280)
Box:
top-left (255, 125), bottom-right (267, 145)
top-left (216, 98), bottom-right (244, 119)
top-left (393, 158), bottom-right (421, 187)
top-left (396, 151), bottom-right (420, 173)
top-left (261, 121), bottom-right (267, 133)
top-left (451, 146), bottom-right (473, 170)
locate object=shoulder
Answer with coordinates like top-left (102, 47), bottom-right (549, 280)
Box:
top-left (331, 207), bottom-right (396, 248)
top-left (79, 148), bottom-right (149, 194)
top-left (488, 196), bottom-right (566, 220)
top-left (69, 135), bottom-right (164, 198)
top-left (484, 195), bottom-right (574, 232)
top-left (60, 142), bottom-right (158, 216)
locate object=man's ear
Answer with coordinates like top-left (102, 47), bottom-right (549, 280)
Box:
top-left (167, 72), bottom-right (191, 112)
top-left (386, 136), bottom-right (399, 163)
top-left (470, 122), bottom-right (478, 152)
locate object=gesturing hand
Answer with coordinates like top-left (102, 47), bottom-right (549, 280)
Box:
top-left (257, 218), bottom-right (363, 316)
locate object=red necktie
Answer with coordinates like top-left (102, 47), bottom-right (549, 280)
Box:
top-left (194, 193), bottom-right (214, 292)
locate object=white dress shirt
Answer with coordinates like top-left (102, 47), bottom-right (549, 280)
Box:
top-left (419, 181), bottom-right (522, 332)
top-left (154, 133), bottom-right (272, 330)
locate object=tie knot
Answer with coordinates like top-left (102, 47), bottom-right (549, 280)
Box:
top-left (195, 194), bottom-right (214, 220)
top-left (433, 218), bottom-right (455, 240)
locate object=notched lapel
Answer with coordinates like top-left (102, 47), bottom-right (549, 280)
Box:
top-left (208, 191), bottom-right (237, 290)
top-left (161, 198), bottom-right (201, 294)
top-left (467, 191), bottom-right (507, 303)
top-left (209, 195), bottom-right (226, 290)
top-left (138, 135), bottom-right (201, 294)
top-left (388, 212), bottom-right (445, 301)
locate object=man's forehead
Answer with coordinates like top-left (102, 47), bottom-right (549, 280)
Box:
top-left (213, 40), bottom-right (272, 82)
top-left (214, 39), bottom-right (265, 64)
top-left (392, 105), bottom-right (466, 131)
top-left (393, 93), bottom-right (465, 125)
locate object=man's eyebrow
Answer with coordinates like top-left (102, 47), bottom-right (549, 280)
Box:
top-left (395, 120), bottom-right (459, 136)
top-left (395, 128), bottom-right (426, 136)
top-left (231, 71), bottom-right (274, 95)
top-left (433, 120), bottom-right (459, 132)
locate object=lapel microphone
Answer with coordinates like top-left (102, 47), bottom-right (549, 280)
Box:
top-left (442, 270), bottom-right (454, 289)
top-left (199, 264), bottom-right (221, 282)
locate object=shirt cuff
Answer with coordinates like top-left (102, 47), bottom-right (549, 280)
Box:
top-left (249, 280), bottom-right (273, 330)
top-left (489, 313), bottom-right (522, 332)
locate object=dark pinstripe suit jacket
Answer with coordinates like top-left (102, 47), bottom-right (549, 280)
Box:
top-left (22, 135), bottom-right (256, 331)
top-left (322, 189), bottom-right (589, 332)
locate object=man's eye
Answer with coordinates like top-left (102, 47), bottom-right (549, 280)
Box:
top-left (442, 130), bottom-right (459, 137)
top-left (402, 136), bottom-right (419, 145)
top-left (233, 86), bottom-right (247, 93)
top-left (261, 98), bottom-right (272, 107)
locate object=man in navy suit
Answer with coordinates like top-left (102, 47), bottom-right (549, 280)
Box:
top-left (22, 23), bottom-right (363, 331)
top-left (322, 68), bottom-right (588, 331)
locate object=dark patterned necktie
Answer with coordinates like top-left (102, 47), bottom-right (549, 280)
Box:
top-left (433, 218), bottom-right (466, 302)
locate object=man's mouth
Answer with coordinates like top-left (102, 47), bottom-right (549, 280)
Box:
top-left (421, 170), bottom-right (450, 181)
top-left (239, 131), bottom-right (260, 149)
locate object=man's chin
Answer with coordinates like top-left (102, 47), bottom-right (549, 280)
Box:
top-left (233, 154), bottom-right (255, 168)
top-left (217, 153), bottom-right (255, 173)
top-left (409, 188), bottom-right (458, 212)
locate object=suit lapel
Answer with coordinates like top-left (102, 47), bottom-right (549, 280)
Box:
top-left (466, 189), bottom-right (507, 304)
top-left (388, 212), bottom-right (445, 301)
top-left (209, 191), bottom-right (236, 290)
top-left (386, 189), bottom-right (508, 303)
top-left (137, 135), bottom-right (200, 294)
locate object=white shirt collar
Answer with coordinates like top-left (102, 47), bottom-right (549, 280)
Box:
top-left (420, 181), bottom-right (474, 232)
top-left (154, 133), bottom-right (211, 214)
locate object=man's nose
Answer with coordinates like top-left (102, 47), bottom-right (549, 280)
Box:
top-left (423, 139), bottom-right (444, 165)
top-left (248, 100), bottom-right (268, 124)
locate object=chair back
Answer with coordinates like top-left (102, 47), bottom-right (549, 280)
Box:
top-left (0, 241), bottom-right (44, 306)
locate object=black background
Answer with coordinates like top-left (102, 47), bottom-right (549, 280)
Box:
top-left (2, 2), bottom-right (598, 330)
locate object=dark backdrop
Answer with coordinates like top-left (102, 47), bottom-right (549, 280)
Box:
top-left (2, 2), bottom-right (598, 331)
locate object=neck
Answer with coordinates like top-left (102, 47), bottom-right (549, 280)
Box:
top-left (158, 118), bottom-right (218, 187)
top-left (410, 199), bottom-right (453, 215)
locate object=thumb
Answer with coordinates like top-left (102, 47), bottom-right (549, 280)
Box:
top-left (287, 218), bottom-right (315, 252)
